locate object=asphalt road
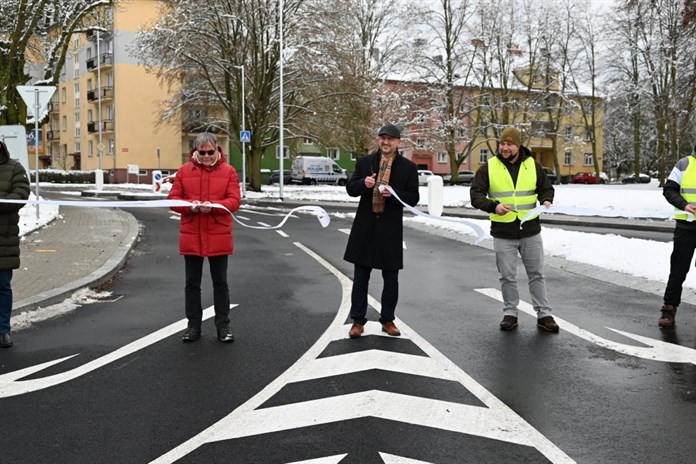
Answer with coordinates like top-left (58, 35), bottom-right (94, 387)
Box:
top-left (1, 203), bottom-right (694, 463)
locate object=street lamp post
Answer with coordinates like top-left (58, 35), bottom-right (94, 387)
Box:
top-left (235, 65), bottom-right (246, 198)
top-left (95, 29), bottom-right (104, 190)
top-left (279, 0), bottom-right (284, 200)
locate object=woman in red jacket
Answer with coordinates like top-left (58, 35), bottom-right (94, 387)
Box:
top-left (168, 132), bottom-right (242, 343)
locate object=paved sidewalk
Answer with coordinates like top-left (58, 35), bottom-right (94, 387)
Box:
top-left (12, 206), bottom-right (139, 314)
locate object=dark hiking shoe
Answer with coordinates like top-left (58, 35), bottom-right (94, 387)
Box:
top-left (659, 304), bottom-right (677, 328)
top-left (217, 327), bottom-right (235, 343)
top-left (0, 333), bottom-right (13, 348)
top-left (182, 327), bottom-right (201, 342)
top-left (500, 316), bottom-right (518, 331)
top-left (537, 316), bottom-right (560, 333)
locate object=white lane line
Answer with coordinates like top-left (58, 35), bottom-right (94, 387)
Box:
top-left (338, 228), bottom-right (350, 235)
top-left (276, 230), bottom-right (289, 238)
top-left (475, 287), bottom-right (696, 365)
top-left (257, 222), bottom-right (272, 227)
top-left (236, 215), bottom-right (250, 220)
top-left (169, 215), bottom-right (180, 221)
top-left (285, 455), bottom-right (347, 464)
top-left (0, 305), bottom-right (235, 398)
top-left (152, 245), bottom-right (574, 464)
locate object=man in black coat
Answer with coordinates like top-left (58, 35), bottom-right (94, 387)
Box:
top-left (343, 124), bottom-right (419, 338)
top-left (0, 141), bottom-right (30, 348)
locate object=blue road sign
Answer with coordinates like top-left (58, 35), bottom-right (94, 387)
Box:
top-left (240, 130), bottom-right (251, 143)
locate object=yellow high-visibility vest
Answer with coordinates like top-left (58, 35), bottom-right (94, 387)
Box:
top-left (675, 158), bottom-right (696, 221)
top-left (488, 157), bottom-right (538, 223)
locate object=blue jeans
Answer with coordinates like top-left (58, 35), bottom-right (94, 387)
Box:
top-left (494, 234), bottom-right (552, 318)
top-left (0, 270), bottom-right (13, 334)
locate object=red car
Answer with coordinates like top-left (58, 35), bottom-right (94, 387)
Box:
top-left (571, 171), bottom-right (604, 184)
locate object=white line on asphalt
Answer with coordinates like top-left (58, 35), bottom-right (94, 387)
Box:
top-left (379, 453), bottom-right (434, 464)
top-left (152, 245), bottom-right (574, 464)
top-left (276, 230), bottom-right (289, 238)
top-left (0, 305), bottom-right (235, 398)
top-left (257, 222), bottom-right (271, 227)
top-left (475, 287), bottom-right (696, 365)
top-left (285, 455), bottom-right (347, 464)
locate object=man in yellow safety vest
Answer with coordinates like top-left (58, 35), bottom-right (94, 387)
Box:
top-left (470, 127), bottom-right (559, 332)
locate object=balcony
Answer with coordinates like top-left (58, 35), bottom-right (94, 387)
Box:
top-left (86, 53), bottom-right (114, 71)
top-left (87, 86), bottom-right (114, 102)
top-left (87, 119), bottom-right (115, 134)
top-left (47, 102), bottom-right (59, 114)
top-left (47, 130), bottom-right (60, 141)
top-left (182, 120), bottom-right (224, 134)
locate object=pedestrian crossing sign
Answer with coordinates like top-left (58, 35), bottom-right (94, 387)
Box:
top-left (240, 131), bottom-right (251, 143)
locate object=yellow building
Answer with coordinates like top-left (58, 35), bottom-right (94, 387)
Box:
top-left (44, 0), bottom-right (228, 182)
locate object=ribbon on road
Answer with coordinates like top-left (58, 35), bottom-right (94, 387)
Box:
top-left (0, 198), bottom-right (330, 230)
top-left (380, 185), bottom-right (488, 244)
top-left (520, 204), bottom-right (693, 224)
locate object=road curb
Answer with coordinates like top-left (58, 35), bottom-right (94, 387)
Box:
top-left (12, 210), bottom-right (140, 314)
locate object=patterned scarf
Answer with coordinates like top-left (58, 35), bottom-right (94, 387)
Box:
top-left (372, 154), bottom-right (395, 213)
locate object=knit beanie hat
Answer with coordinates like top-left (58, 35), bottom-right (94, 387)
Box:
top-left (500, 127), bottom-right (521, 146)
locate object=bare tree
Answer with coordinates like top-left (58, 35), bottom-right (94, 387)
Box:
top-left (0, 0), bottom-right (113, 126)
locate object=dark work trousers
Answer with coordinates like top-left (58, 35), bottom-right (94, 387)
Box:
top-left (350, 263), bottom-right (399, 325)
top-left (184, 255), bottom-right (230, 329)
top-left (0, 270), bottom-right (12, 334)
top-left (664, 227), bottom-right (696, 306)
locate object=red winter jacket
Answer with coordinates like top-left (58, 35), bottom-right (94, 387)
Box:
top-left (168, 147), bottom-right (241, 256)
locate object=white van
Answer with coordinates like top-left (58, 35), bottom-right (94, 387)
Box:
top-left (291, 155), bottom-right (348, 185)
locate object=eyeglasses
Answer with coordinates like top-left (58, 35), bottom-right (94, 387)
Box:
top-left (197, 149), bottom-right (216, 156)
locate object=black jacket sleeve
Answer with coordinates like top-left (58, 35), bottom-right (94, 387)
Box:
top-left (469, 163), bottom-right (498, 213)
top-left (664, 179), bottom-right (687, 210)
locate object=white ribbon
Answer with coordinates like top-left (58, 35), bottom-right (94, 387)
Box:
top-left (0, 198), bottom-right (330, 229)
top-left (520, 204), bottom-right (693, 224)
top-left (380, 185), bottom-right (488, 244)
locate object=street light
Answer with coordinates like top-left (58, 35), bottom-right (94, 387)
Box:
top-left (233, 64), bottom-right (246, 198)
top-left (95, 29), bottom-right (104, 190)
top-left (279, 0), bottom-right (284, 200)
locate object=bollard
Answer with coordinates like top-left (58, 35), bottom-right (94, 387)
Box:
top-left (427, 174), bottom-right (443, 217)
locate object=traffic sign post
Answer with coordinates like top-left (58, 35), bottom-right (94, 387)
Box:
top-left (152, 170), bottom-right (162, 193)
top-left (17, 85), bottom-right (57, 218)
top-left (240, 130), bottom-right (250, 197)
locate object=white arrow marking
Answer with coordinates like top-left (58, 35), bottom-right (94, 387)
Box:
top-left (379, 452), bottom-right (434, 464)
top-left (0, 305), bottom-right (234, 398)
top-left (152, 244), bottom-right (574, 464)
top-left (475, 287), bottom-right (696, 365)
top-left (285, 454), bottom-right (347, 464)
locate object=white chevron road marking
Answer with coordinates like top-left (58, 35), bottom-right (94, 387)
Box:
top-left (475, 287), bottom-right (696, 364)
top-left (379, 452), bottom-right (434, 464)
top-left (152, 244), bottom-right (574, 464)
top-left (285, 455), bottom-right (347, 464)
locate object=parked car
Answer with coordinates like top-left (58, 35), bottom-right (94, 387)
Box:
top-left (543, 167), bottom-right (557, 184)
top-left (268, 170), bottom-right (293, 185)
top-left (571, 171), bottom-right (605, 184)
top-left (443, 170), bottom-right (475, 185)
top-left (621, 173), bottom-right (651, 184)
top-left (418, 170), bottom-right (435, 185)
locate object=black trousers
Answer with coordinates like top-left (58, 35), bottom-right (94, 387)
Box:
top-left (184, 255), bottom-right (230, 329)
top-left (664, 228), bottom-right (696, 306)
top-left (350, 263), bottom-right (399, 325)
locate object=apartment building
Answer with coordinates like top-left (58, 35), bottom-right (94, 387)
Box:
top-left (44, 0), bottom-right (228, 183)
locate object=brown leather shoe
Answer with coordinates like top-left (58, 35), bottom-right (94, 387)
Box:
top-left (348, 322), bottom-right (364, 338)
top-left (537, 316), bottom-right (559, 333)
top-left (659, 304), bottom-right (677, 328)
top-left (381, 321), bottom-right (401, 336)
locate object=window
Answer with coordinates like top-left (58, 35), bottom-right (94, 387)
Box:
top-left (564, 151), bottom-right (572, 165)
top-left (584, 152), bottom-right (593, 166)
top-left (457, 128), bottom-right (468, 139)
top-left (565, 126), bottom-right (572, 140)
top-left (437, 152), bottom-right (447, 163)
top-left (276, 146), bottom-right (290, 159)
top-left (61, 116), bottom-right (67, 131)
top-left (351, 152), bottom-right (357, 161)
top-left (87, 79), bottom-right (93, 91)
top-left (327, 147), bottom-right (339, 160)
top-left (74, 141), bottom-right (81, 153)
top-left (106, 72), bottom-right (114, 87)
top-left (479, 148), bottom-right (489, 164)
top-left (458, 103), bottom-right (467, 114)
top-left (74, 83), bottom-right (80, 107)
top-left (73, 53), bottom-right (80, 78)
top-left (88, 140), bottom-right (94, 157)
top-left (74, 112), bottom-right (80, 136)
top-left (61, 88), bottom-right (67, 103)
top-left (481, 95), bottom-right (491, 107)
top-left (108, 138), bottom-right (114, 154)
top-left (87, 109), bottom-right (93, 122)
top-left (416, 111), bottom-right (425, 123)
top-left (73, 37), bottom-right (80, 50)
top-left (584, 127), bottom-right (592, 141)
top-left (303, 137), bottom-right (314, 145)
top-left (583, 102), bottom-right (594, 115)
top-left (416, 139), bottom-right (426, 149)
